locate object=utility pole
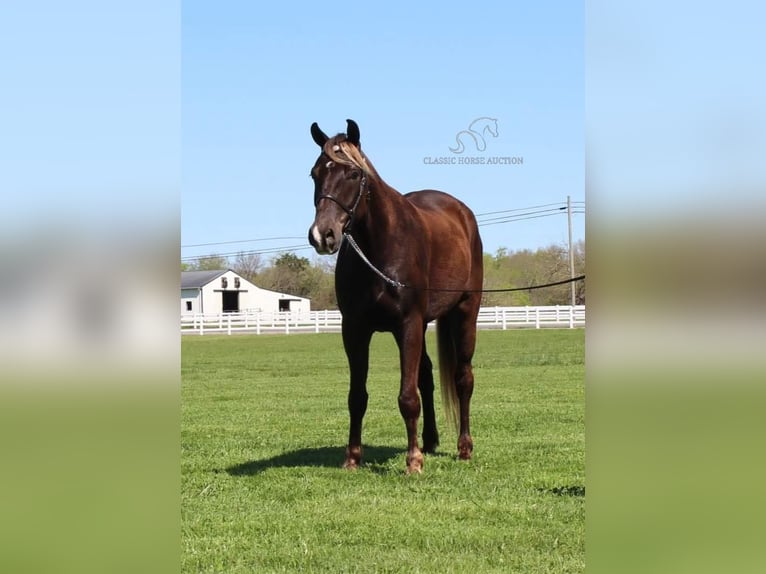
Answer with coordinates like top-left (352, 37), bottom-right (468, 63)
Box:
top-left (567, 195), bottom-right (576, 306)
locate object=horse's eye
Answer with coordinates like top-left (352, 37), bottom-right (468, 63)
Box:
top-left (348, 170), bottom-right (360, 180)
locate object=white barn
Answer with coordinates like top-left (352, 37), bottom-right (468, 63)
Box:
top-left (181, 269), bottom-right (310, 316)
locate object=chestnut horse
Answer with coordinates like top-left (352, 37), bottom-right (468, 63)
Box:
top-left (307, 119), bottom-right (483, 474)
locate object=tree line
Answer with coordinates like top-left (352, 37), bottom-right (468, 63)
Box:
top-left (181, 240), bottom-right (584, 309)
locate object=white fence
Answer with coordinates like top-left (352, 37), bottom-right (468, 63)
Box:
top-left (181, 306), bottom-right (585, 335)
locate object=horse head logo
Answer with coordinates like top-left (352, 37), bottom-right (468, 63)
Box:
top-left (449, 117), bottom-right (499, 154)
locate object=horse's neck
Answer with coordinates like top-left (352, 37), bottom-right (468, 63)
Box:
top-left (356, 178), bottom-right (406, 243)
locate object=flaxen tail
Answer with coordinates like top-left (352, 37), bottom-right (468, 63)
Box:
top-left (436, 318), bottom-right (459, 430)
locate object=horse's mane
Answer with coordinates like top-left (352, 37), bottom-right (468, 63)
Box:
top-left (323, 136), bottom-right (378, 179)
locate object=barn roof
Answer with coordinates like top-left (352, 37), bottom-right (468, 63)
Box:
top-left (181, 269), bottom-right (228, 289)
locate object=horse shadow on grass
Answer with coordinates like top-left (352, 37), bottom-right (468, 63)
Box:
top-left (225, 445), bottom-right (408, 476)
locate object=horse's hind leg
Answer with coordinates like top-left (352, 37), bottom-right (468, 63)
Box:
top-left (452, 297), bottom-right (480, 460)
top-left (418, 335), bottom-right (439, 453)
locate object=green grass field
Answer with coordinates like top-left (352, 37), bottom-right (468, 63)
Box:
top-left (182, 329), bottom-right (584, 573)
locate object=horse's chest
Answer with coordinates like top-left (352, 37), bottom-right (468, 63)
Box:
top-left (334, 244), bottom-right (424, 329)
top-left (337, 285), bottom-right (404, 327)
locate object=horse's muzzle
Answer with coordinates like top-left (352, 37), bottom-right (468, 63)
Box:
top-left (308, 223), bottom-right (340, 255)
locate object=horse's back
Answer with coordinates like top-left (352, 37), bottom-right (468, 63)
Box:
top-left (403, 188), bottom-right (469, 211)
top-left (404, 190), bottom-right (484, 300)
top-left (404, 190), bottom-right (478, 233)
top-left (404, 189), bottom-right (481, 247)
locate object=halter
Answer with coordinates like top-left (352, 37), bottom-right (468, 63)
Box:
top-left (314, 173), bottom-right (369, 233)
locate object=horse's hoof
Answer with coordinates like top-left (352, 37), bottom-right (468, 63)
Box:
top-left (344, 446), bottom-right (362, 469)
top-left (405, 449), bottom-right (424, 474)
top-left (458, 436), bottom-right (473, 460)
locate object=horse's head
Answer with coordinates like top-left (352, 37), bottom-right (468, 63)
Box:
top-left (308, 119), bottom-right (370, 255)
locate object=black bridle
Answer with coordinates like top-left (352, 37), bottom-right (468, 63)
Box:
top-left (314, 174), bottom-right (369, 233)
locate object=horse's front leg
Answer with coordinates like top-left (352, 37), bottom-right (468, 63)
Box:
top-left (342, 322), bottom-right (372, 469)
top-left (394, 317), bottom-right (425, 474)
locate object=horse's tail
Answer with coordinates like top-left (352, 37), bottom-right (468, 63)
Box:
top-left (437, 317), bottom-right (459, 430)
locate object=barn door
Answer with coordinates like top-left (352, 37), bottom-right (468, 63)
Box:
top-left (222, 291), bottom-right (239, 312)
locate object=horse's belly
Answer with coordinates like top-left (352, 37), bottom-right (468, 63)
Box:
top-left (425, 293), bottom-right (464, 322)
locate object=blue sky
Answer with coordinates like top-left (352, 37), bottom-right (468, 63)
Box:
top-left (182, 1), bottom-right (584, 262)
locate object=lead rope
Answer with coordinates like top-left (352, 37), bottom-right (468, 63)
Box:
top-left (341, 231), bottom-right (584, 293)
top-left (342, 232), bottom-right (405, 288)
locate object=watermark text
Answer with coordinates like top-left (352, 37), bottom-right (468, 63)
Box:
top-left (423, 155), bottom-right (524, 166)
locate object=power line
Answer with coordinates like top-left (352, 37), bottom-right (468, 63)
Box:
top-left (478, 212), bottom-right (567, 227)
top-left (475, 202), bottom-right (565, 217)
top-left (477, 206), bottom-right (566, 224)
top-left (181, 236), bottom-right (306, 249)
top-left (475, 200), bottom-right (584, 218)
top-left (477, 206), bottom-right (585, 227)
top-left (182, 200), bottom-right (585, 259)
top-left (182, 244), bottom-right (312, 262)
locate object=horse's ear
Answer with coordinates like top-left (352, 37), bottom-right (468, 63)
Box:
top-left (346, 119), bottom-right (360, 146)
top-left (311, 122), bottom-right (329, 147)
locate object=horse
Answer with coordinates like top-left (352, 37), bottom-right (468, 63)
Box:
top-left (307, 119), bottom-right (484, 474)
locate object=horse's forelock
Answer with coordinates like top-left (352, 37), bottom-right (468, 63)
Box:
top-left (323, 138), bottom-right (371, 175)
